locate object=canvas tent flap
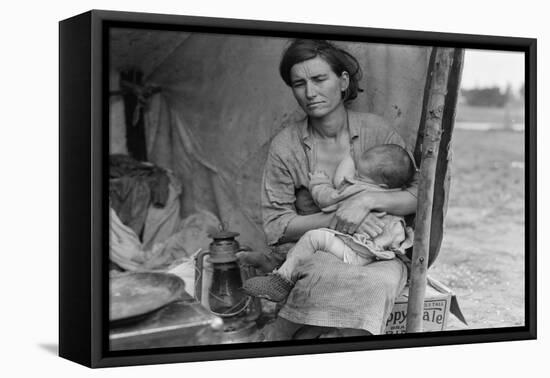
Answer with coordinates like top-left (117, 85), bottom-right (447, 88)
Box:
top-left (109, 29), bottom-right (436, 255)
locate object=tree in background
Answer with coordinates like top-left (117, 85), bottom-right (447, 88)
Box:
top-left (461, 86), bottom-right (510, 107)
top-left (457, 83), bottom-right (524, 129)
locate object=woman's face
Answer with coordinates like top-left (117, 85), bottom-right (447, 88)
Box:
top-left (289, 56), bottom-right (349, 119)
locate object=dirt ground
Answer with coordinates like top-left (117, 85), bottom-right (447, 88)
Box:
top-left (429, 128), bottom-right (525, 330)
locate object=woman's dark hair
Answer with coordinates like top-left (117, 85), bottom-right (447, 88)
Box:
top-left (279, 39), bottom-right (363, 104)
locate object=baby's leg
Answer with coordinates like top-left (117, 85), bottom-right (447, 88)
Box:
top-left (277, 229), bottom-right (348, 280)
top-left (242, 230), bottom-right (348, 303)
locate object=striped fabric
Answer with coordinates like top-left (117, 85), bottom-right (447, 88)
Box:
top-left (278, 252), bottom-right (408, 335)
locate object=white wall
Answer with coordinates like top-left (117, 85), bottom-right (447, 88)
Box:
top-left (1, 0), bottom-right (545, 377)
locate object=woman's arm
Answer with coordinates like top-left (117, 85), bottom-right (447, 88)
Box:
top-left (262, 136), bottom-right (337, 245)
top-left (331, 189), bottom-right (417, 235)
top-left (279, 212), bottom-right (334, 243)
top-left (369, 189), bottom-right (417, 215)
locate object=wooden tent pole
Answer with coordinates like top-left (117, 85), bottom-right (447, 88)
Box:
top-left (406, 47), bottom-right (462, 332)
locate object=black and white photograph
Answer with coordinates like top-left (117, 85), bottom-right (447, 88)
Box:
top-left (104, 21), bottom-right (530, 352)
top-left (4, 0), bottom-right (547, 376)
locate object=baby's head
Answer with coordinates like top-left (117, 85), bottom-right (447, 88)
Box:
top-left (356, 144), bottom-right (415, 189)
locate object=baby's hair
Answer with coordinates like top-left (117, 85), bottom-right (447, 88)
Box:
top-left (359, 144), bottom-right (415, 189)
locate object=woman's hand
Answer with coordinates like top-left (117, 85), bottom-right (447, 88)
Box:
top-left (329, 192), bottom-right (381, 235)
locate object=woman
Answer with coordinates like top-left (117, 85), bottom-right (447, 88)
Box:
top-left (259, 39), bottom-right (418, 339)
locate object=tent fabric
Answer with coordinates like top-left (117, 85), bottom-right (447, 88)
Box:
top-left (110, 205), bottom-right (221, 272)
top-left (109, 29), bottom-right (431, 255)
top-left (141, 173), bottom-right (184, 251)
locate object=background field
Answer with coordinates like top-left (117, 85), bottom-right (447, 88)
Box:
top-left (430, 125), bottom-right (525, 330)
top-left (455, 103), bottom-right (524, 131)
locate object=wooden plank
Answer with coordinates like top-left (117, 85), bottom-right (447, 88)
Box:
top-left (413, 47), bottom-right (436, 166)
top-left (406, 47), bottom-right (456, 332)
top-left (428, 48), bottom-right (465, 267)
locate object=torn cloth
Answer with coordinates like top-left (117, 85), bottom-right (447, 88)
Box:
top-left (110, 207), bottom-right (220, 272)
top-left (109, 154), bottom-right (170, 237)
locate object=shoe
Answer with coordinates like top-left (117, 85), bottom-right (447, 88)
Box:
top-left (242, 273), bottom-right (294, 302)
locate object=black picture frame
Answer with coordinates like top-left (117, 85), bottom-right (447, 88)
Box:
top-left (59, 9), bottom-right (536, 368)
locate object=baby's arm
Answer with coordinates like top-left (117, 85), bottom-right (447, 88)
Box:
top-left (309, 171), bottom-right (346, 211)
top-left (309, 170), bottom-right (333, 186)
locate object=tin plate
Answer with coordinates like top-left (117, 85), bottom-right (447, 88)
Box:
top-left (110, 272), bottom-right (186, 322)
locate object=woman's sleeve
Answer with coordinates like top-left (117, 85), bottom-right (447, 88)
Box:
top-left (261, 148), bottom-right (298, 246)
top-left (384, 131), bottom-right (419, 198)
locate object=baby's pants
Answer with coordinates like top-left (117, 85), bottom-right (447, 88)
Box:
top-left (277, 229), bottom-right (372, 281)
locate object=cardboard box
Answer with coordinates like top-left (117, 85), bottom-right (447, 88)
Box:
top-left (385, 276), bottom-right (456, 334)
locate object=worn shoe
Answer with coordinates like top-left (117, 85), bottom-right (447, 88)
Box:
top-left (242, 273), bottom-right (294, 302)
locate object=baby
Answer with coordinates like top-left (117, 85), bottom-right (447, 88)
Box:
top-left (243, 144), bottom-right (416, 302)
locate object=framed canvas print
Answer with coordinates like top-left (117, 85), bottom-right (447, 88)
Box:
top-left (59, 9), bottom-right (536, 368)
